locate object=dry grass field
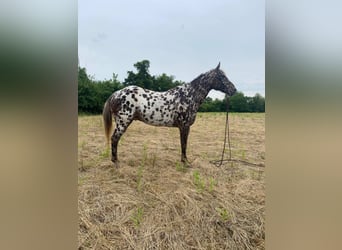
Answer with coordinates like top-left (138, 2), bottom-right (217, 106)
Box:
top-left (78, 113), bottom-right (265, 250)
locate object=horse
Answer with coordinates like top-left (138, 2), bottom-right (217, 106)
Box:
top-left (103, 63), bottom-right (237, 167)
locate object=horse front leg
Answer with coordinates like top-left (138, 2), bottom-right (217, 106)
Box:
top-left (179, 125), bottom-right (190, 166)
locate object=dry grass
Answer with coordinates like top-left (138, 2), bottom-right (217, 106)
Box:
top-left (78, 113), bottom-right (265, 249)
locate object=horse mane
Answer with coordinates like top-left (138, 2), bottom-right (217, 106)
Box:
top-left (190, 69), bottom-right (218, 87)
top-left (190, 73), bottom-right (205, 85)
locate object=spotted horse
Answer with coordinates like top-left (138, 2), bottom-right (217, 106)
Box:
top-left (103, 63), bottom-right (237, 167)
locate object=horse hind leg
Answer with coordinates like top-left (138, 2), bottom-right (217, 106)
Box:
top-left (111, 128), bottom-right (121, 167)
top-left (111, 116), bottom-right (132, 167)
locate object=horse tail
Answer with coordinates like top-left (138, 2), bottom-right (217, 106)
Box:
top-left (103, 99), bottom-right (113, 146)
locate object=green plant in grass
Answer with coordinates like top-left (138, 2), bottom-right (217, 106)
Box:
top-left (208, 177), bottom-right (217, 192)
top-left (175, 161), bottom-right (187, 172)
top-left (78, 140), bottom-right (86, 149)
top-left (216, 207), bottom-right (230, 222)
top-left (131, 206), bottom-right (144, 227)
top-left (78, 176), bottom-right (86, 185)
top-left (193, 170), bottom-right (205, 192)
top-left (99, 147), bottom-right (110, 158)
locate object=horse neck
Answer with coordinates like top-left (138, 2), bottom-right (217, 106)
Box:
top-left (187, 74), bottom-right (212, 107)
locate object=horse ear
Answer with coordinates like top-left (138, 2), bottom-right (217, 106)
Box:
top-left (215, 62), bottom-right (220, 70)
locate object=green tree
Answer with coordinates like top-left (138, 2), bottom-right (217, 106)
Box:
top-left (229, 92), bottom-right (249, 112)
top-left (78, 66), bottom-right (89, 84)
top-left (78, 67), bottom-right (123, 114)
top-left (78, 67), bottom-right (98, 113)
top-left (153, 73), bottom-right (181, 91)
top-left (198, 97), bottom-right (226, 112)
top-left (92, 74), bottom-right (123, 113)
top-left (249, 93), bottom-right (265, 112)
top-left (198, 93), bottom-right (264, 112)
top-left (124, 60), bottom-right (183, 91)
top-left (198, 97), bottom-right (214, 112)
top-left (124, 60), bottom-right (154, 89)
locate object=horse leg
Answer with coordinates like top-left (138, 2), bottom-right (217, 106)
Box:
top-left (179, 125), bottom-right (190, 166)
top-left (111, 128), bottom-right (122, 167)
top-left (111, 117), bottom-right (131, 167)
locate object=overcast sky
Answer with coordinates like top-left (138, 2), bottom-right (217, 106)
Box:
top-left (79, 0), bottom-right (264, 99)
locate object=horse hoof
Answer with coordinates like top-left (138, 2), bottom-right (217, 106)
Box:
top-left (112, 160), bottom-right (120, 168)
top-left (182, 159), bottom-right (191, 168)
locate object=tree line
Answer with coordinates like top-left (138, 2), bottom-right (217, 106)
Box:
top-left (78, 60), bottom-right (265, 114)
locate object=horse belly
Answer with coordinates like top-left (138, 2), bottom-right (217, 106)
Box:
top-left (141, 110), bottom-right (174, 127)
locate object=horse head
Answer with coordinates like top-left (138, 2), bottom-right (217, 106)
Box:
top-left (211, 63), bottom-right (237, 97)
